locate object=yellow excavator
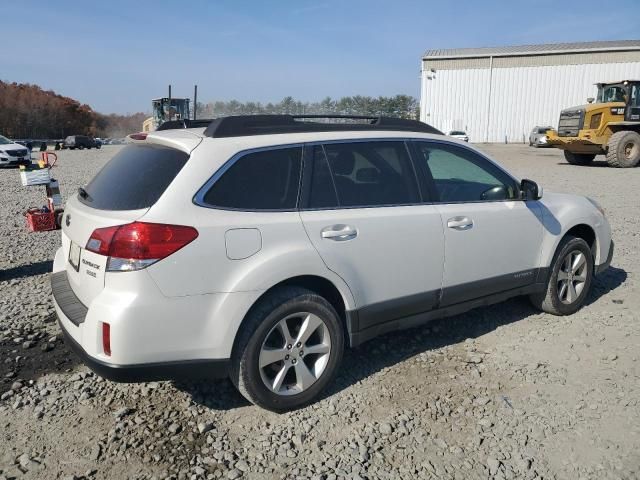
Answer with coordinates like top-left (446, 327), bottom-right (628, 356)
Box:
top-left (547, 80), bottom-right (640, 167)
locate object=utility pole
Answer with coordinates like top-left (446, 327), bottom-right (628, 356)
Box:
top-left (193, 85), bottom-right (198, 120)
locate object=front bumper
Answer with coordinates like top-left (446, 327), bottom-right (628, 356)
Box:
top-left (0, 157), bottom-right (31, 166)
top-left (595, 240), bottom-right (614, 276)
top-left (52, 270), bottom-right (230, 382)
top-left (546, 130), bottom-right (605, 154)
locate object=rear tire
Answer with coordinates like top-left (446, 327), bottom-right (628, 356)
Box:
top-left (530, 235), bottom-right (593, 315)
top-left (564, 150), bottom-right (595, 165)
top-left (230, 287), bottom-right (344, 412)
top-left (606, 130), bottom-right (640, 168)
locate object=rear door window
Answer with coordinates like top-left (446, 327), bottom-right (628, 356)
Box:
top-left (309, 141), bottom-right (420, 208)
top-left (307, 146), bottom-right (339, 209)
top-left (201, 147), bottom-right (302, 210)
top-left (79, 144), bottom-right (189, 210)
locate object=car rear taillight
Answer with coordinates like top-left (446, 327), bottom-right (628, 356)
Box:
top-left (86, 222), bottom-right (198, 271)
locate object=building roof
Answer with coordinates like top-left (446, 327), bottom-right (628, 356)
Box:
top-left (423, 40), bottom-right (640, 60)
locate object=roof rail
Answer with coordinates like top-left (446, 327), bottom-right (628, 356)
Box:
top-left (198, 115), bottom-right (442, 138)
top-left (155, 119), bottom-right (215, 131)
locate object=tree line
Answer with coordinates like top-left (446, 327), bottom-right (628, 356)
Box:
top-left (0, 80), bottom-right (420, 140)
top-left (0, 81), bottom-right (146, 139)
top-left (197, 95), bottom-right (419, 119)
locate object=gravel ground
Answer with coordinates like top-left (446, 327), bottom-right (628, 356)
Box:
top-left (0, 144), bottom-right (638, 480)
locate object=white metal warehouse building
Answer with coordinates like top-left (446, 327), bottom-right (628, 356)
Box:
top-left (420, 40), bottom-right (640, 143)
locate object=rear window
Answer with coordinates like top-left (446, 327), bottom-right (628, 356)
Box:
top-left (79, 144), bottom-right (188, 210)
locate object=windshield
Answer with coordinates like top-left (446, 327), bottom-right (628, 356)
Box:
top-left (450, 131), bottom-right (466, 135)
top-left (597, 85), bottom-right (628, 103)
top-left (0, 135), bottom-right (12, 145)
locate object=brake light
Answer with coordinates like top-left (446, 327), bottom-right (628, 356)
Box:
top-left (129, 132), bottom-right (148, 141)
top-left (86, 225), bottom-right (119, 256)
top-left (102, 322), bottom-right (111, 356)
top-left (86, 222), bottom-right (198, 271)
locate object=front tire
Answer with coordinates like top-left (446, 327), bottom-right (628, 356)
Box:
top-left (564, 150), bottom-right (595, 165)
top-left (231, 287), bottom-right (344, 412)
top-left (530, 235), bottom-right (593, 315)
top-left (606, 130), bottom-right (640, 168)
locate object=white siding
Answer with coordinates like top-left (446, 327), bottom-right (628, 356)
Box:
top-left (420, 62), bottom-right (640, 143)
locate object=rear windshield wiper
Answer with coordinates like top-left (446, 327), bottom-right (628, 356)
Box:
top-left (78, 187), bottom-right (92, 201)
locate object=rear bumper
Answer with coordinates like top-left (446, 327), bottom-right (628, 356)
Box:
top-left (57, 316), bottom-right (230, 382)
top-left (595, 240), bottom-right (614, 275)
top-left (51, 270), bottom-right (230, 382)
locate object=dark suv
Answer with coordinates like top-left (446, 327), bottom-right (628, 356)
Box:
top-left (63, 136), bottom-right (101, 150)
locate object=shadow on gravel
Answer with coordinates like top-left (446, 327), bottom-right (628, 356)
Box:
top-left (0, 315), bottom-right (80, 394)
top-left (175, 378), bottom-right (251, 410)
top-left (557, 160), bottom-right (609, 167)
top-left (0, 260), bottom-right (53, 282)
top-left (155, 265), bottom-right (629, 412)
top-left (587, 265), bottom-right (627, 305)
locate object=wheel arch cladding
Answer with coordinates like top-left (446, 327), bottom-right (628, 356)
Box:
top-left (565, 224), bottom-right (597, 259)
top-left (231, 275), bottom-right (350, 355)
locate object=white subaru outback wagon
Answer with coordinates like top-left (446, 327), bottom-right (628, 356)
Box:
top-left (51, 115), bottom-right (613, 411)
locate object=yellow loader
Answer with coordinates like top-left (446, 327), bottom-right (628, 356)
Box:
top-left (547, 80), bottom-right (640, 167)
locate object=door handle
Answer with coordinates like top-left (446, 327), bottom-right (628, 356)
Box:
top-left (321, 225), bottom-right (358, 241)
top-left (447, 216), bottom-right (474, 230)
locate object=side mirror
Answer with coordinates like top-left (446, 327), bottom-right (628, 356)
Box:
top-left (521, 179), bottom-right (543, 200)
top-left (587, 97), bottom-right (595, 104)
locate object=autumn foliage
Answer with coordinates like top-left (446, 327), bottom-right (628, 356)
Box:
top-left (0, 81), bottom-right (146, 139)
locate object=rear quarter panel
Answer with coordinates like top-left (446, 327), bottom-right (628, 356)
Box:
top-left (140, 138), bottom-right (356, 308)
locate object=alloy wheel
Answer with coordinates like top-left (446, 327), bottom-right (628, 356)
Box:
top-left (557, 250), bottom-right (588, 304)
top-left (258, 312), bottom-right (331, 396)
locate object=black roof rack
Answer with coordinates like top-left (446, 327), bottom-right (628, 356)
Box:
top-left (201, 115), bottom-right (442, 138)
top-left (155, 119), bottom-right (215, 131)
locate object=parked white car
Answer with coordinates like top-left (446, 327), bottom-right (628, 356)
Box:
top-left (0, 135), bottom-right (31, 167)
top-left (529, 126), bottom-right (553, 147)
top-left (448, 130), bottom-right (469, 142)
top-left (51, 115), bottom-right (613, 411)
